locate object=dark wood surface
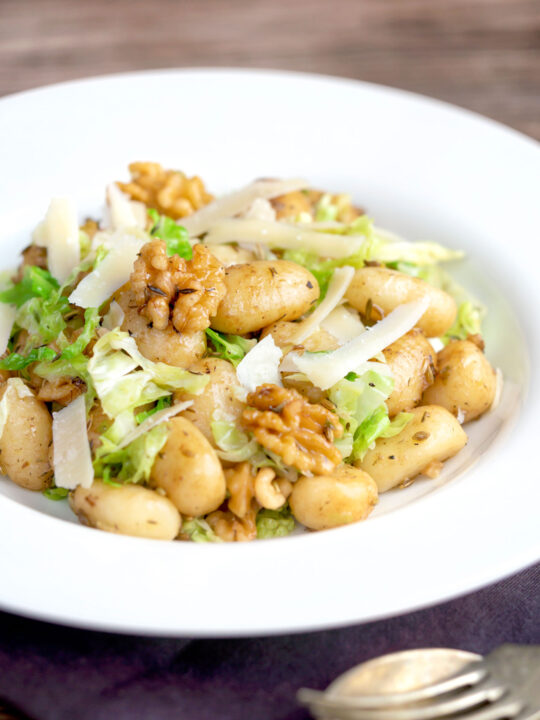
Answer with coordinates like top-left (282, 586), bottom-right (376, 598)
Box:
top-left (1, 0), bottom-right (539, 139)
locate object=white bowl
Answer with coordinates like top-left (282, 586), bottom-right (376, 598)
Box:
top-left (0, 69), bottom-right (538, 636)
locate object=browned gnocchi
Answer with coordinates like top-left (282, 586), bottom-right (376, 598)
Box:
top-left (211, 260), bottom-right (319, 334)
top-left (422, 339), bottom-right (497, 421)
top-left (345, 266), bottom-right (457, 337)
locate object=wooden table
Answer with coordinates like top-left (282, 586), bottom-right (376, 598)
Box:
top-left (1, 0), bottom-right (539, 140)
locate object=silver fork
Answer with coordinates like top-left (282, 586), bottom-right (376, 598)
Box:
top-left (298, 645), bottom-right (540, 720)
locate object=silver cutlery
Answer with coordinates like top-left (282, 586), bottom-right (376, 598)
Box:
top-left (298, 645), bottom-right (540, 719)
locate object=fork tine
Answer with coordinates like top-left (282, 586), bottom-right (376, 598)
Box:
top-left (455, 699), bottom-right (525, 720)
top-left (298, 663), bottom-right (487, 711)
top-left (299, 680), bottom-right (507, 720)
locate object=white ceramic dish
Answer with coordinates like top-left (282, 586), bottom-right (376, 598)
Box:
top-left (0, 69), bottom-right (538, 637)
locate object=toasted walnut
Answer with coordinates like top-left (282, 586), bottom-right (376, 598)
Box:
top-left (242, 384), bottom-right (343, 475)
top-left (130, 239), bottom-right (226, 333)
top-left (271, 189), bottom-right (362, 223)
top-left (225, 462), bottom-right (288, 514)
top-left (13, 244), bottom-right (48, 282)
top-left (225, 462), bottom-right (256, 519)
top-left (36, 377), bottom-right (86, 407)
top-left (117, 162), bottom-right (213, 219)
top-left (206, 509), bottom-right (258, 542)
top-left (80, 218), bottom-right (100, 239)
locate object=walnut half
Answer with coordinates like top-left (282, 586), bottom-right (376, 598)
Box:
top-left (242, 384), bottom-right (343, 476)
top-left (117, 161), bottom-right (213, 219)
top-left (130, 239), bottom-right (226, 333)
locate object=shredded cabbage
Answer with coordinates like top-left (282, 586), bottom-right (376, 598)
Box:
top-left (205, 329), bottom-right (256, 367)
top-left (352, 408), bottom-right (413, 460)
top-left (148, 209), bottom-right (192, 259)
top-left (329, 368), bottom-right (412, 461)
top-left (94, 424), bottom-right (168, 485)
top-left (256, 506), bottom-right (295, 539)
top-left (181, 518), bottom-right (222, 543)
top-left (443, 301), bottom-right (483, 343)
top-left (87, 329), bottom-right (208, 418)
top-left (211, 420), bottom-right (259, 462)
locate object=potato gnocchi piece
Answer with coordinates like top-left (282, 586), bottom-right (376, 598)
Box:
top-left (289, 464), bottom-right (378, 530)
top-left (117, 288), bottom-right (206, 368)
top-left (357, 405), bottom-right (467, 493)
top-left (174, 357), bottom-right (245, 446)
top-left (422, 339), bottom-right (496, 422)
top-left (150, 417), bottom-right (226, 516)
top-left (211, 260), bottom-right (319, 334)
top-left (70, 480), bottom-right (181, 540)
top-left (383, 329), bottom-right (437, 417)
top-left (345, 266), bottom-right (457, 337)
top-left (0, 383), bottom-right (53, 491)
top-left (261, 320), bottom-right (339, 353)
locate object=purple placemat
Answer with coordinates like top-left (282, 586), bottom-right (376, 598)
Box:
top-left (0, 563), bottom-right (538, 720)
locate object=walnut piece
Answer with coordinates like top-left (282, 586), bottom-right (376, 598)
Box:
top-left (242, 384), bottom-right (343, 475)
top-left (130, 239), bottom-right (226, 333)
top-left (271, 189), bottom-right (362, 223)
top-left (206, 509), bottom-right (258, 542)
top-left (225, 462), bottom-right (256, 519)
top-left (117, 161), bottom-right (213, 219)
top-left (36, 377), bottom-right (86, 407)
top-left (13, 244), bottom-right (48, 282)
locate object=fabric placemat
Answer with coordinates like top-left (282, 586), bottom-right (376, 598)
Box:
top-left (0, 563), bottom-right (538, 720)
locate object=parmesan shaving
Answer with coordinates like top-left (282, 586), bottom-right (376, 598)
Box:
top-left (204, 219), bottom-right (366, 258)
top-left (33, 197), bottom-right (80, 283)
top-left (288, 297), bottom-right (430, 390)
top-left (106, 183), bottom-right (147, 230)
top-left (181, 178), bottom-right (308, 237)
top-left (0, 304), bottom-right (17, 356)
top-left (52, 395), bottom-right (94, 490)
top-left (320, 305), bottom-right (364, 344)
top-left (69, 233), bottom-right (145, 308)
top-left (428, 337), bottom-right (445, 353)
top-left (102, 300), bottom-right (125, 331)
top-left (118, 400), bottom-right (193, 449)
top-left (0, 378), bottom-right (33, 442)
top-left (236, 335), bottom-right (283, 392)
top-left (288, 266), bottom-right (354, 345)
top-left (242, 197), bottom-right (277, 222)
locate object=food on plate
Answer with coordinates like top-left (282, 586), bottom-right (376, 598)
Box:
top-left (0, 162), bottom-right (499, 541)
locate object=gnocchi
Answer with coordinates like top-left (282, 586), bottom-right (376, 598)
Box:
top-left (422, 339), bottom-right (496, 422)
top-left (358, 405), bottom-right (468, 492)
top-left (346, 266), bottom-right (457, 337)
top-left (211, 261), bottom-right (319, 334)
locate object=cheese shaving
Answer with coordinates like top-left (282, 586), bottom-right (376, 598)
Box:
top-left (288, 297), bottom-right (430, 390)
top-left (118, 400), bottom-right (193, 449)
top-left (236, 335), bottom-right (283, 392)
top-left (180, 178), bottom-right (308, 237)
top-left (320, 305), bottom-right (364, 344)
top-left (69, 233), bottom-right (145, 308)
top-left (52, 395), bottom-right (94, 490)
top-left (102, 300), bottom-right (125, 331)
top-left (288, 266), bottom-right (354, 345)
top-left (33, 197), bottom-right (80, 283)
top-left (204, 219), bottom-right (366, 258)
top-left (106, 183), bottom-right (147, 230)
